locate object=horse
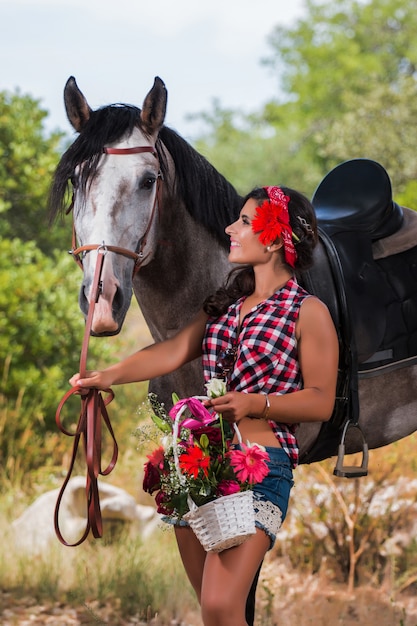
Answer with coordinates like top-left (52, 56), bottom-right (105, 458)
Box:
top-left (49, 76), bottom-right (417, 471)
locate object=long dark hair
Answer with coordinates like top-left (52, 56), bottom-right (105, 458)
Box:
top-left (203, 186), bottom-right (318, 317)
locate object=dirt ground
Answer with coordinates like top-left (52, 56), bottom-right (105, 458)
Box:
top-left (2, 564), bottom-right (417, 626)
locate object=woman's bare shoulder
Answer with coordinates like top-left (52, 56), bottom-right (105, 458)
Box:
top-left (298, 295), bottom-right (337, 336)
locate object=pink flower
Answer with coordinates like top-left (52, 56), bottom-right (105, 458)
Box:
top-left (169, 397), bottom-right (215, 430)
top-left (229, 444), bottom-right (270, 485)
top-left (216, 480), bottom-right (241, 496)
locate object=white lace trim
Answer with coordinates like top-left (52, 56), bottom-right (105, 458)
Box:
top-left (253, 495), bottom-right (282, 536)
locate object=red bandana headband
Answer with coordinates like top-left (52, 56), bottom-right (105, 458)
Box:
top-left (251, 186), bottom-right (297, 268)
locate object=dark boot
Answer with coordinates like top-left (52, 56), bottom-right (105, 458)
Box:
top-left (245, 563), bottom-right (262, 626)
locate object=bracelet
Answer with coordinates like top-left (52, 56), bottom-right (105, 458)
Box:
top-left (262, 394), bottom-right (270, 420)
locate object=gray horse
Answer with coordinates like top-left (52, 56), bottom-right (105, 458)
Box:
top-left (49, 76), bottom-right (417, 468)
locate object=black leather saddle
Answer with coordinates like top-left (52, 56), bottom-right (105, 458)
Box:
top-left (299, 158), bottom-right (417, 465)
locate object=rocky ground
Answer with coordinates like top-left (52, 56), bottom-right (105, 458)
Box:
top-left (2, 563), bottom-right (417, 626)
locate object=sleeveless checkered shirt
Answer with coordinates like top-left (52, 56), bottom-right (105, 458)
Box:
top-left (202, 278), bottom-right (311, 468)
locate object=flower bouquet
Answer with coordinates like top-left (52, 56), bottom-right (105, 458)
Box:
top-left (142, 380), bottom-right (270, 552)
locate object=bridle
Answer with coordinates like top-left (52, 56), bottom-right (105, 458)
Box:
top-left (69, 145), bottom-right (162, 277)
top-left (54, 144), bottom-right (162, 546)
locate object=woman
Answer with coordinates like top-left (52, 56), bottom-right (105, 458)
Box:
top-left (70, 186), bottom-right (339, 626)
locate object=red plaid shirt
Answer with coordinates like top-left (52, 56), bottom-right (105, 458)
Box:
top-left (202, 278), bottom-right (311, 467)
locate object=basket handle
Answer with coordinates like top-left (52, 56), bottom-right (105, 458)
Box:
top-left (172, 396), bottom-right (242, 492)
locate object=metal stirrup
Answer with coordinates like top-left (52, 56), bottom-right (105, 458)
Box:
top-left (333, 420), bottom-right (369, 478)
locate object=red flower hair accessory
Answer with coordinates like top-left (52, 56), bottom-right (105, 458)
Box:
top-left (251, 186), bottom-right (297, 268)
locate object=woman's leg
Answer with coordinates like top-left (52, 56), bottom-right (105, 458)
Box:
top-left (200, 528), bottom-right (270, 626)
top-left (175, 525), bottom-right (262, 625)
top-left (174, 525), bottom-right (207, 602)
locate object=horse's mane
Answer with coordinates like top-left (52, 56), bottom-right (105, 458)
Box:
top-left (157, 126), bottom-right (242, 246)
top-left (48, 104), bottom-right (242, 247)
top-left (48, 104), bottom-right (141, 221)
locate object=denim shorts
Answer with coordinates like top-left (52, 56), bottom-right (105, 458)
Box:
top-left (252, 446), bottom-right (294, 549)
top-left (162, 446), bottom-right (293, 550)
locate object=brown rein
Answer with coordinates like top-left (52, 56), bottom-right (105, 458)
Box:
top-left (54, 248), bottom-right (118, 546)
top-left (55, 144), bottom-right (160, 546)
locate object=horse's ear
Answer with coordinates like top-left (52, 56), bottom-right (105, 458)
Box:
top-left (64, 76), bottom-right (93, 132)
top-left (140, 77), bottom-right (167, 135)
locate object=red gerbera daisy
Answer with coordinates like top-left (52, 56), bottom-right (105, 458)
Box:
top-left (146, 445), bottom-right (165, 469)
top-left (251, 199), bottom-right (291, 247)
top-left (179, 446), bottom-right (210, 479)
top-left (251, 186), bottom-right (297, 268)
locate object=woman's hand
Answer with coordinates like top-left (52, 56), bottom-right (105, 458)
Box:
top-left (69, 370), bottom-right (114, 390)
top-left (204, 391), bottom-right (255, 423)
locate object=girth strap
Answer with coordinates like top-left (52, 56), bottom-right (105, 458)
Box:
top-left (298, 227), bottom-right (360, 465)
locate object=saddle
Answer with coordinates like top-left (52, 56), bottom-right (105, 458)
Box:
top-left (299, 159), bottom-right (417, 469)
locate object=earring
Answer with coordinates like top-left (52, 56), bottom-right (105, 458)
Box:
top-left (266, 246), bottom-right (271, 252)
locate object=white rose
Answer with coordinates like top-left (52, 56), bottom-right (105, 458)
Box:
top-left (205, 378), bottom-right (227, 398)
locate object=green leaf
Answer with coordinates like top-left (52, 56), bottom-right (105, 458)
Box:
top-left (149, 411), bottom-right (172, 434)
top-left (199, 433), bottom-right (209, 450)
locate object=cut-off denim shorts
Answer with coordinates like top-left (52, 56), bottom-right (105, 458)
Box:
top-left (162, 446), bottom-right (293, 550)
top-left (252, 446), bottom-right (294, 549)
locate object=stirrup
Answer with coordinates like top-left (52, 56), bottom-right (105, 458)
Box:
top-left (333, 420), bottom-right (368, 478)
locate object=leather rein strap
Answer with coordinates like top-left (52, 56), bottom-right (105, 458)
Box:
top-left (55, 145), bottom-right (159, 546)
top-left (54, 248), bottom-right (118, 546)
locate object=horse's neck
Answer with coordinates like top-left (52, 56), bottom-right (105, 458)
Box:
top-left (133, 197), bottom-right (231, 342)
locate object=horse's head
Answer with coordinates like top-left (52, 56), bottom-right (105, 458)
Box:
top-left (49, 76), bottom-right (167, 335)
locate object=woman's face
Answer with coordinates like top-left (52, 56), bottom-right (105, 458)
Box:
top-left (225, 198), bottom-right (272, 265)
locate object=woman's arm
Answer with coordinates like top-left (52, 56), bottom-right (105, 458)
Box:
top-left (207, 297), bottom-right (339, 424)
top-left (70, 309), bottom-right (208, 390)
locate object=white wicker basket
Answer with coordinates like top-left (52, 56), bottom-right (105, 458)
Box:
top-left (173, 397), bottom-right (256, 553)
top-left (184, 489), bottom-right (256, 553)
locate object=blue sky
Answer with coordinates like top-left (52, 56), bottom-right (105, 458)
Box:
top-left (0, 0), bottom-right (305, 139)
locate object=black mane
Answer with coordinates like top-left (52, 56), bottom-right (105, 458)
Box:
top-left (48, 104), bottom-right (242, 247)
top-left (158, 126), bottom-right (241, 246)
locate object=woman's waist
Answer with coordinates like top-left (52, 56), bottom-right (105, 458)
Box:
top-left (232, 416), bottom-right (282, 448)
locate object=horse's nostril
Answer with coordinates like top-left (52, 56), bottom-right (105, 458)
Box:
top-left (79, 284), bottom-right (89, 315)
top-left (112, 286), bottom-right (124, 315)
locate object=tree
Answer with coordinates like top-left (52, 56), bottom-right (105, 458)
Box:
top-left (0, 89), bottom-right (68, 252)
top-left (191, 102), bottom-right (323, 196)
top-left (262, 0), bottom-right (417, 197)
top-left (194, 0), bottom-right (417, 203)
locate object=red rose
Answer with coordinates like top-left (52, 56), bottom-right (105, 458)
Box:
top-left (143, 461), bottom-right (161, 494)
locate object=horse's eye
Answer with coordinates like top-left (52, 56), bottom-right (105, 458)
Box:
top-left (140, 176), bottom-right (156, 190)
top-left (70, 172), bottom-right (79, 190)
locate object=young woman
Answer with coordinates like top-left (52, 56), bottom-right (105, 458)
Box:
top-left (70, 186), bottom-right (339, 626)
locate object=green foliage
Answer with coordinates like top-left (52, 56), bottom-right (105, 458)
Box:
top-left (193, 103), bottom-right (323, 197)
top-left (0, 88), bottom-right (68, 252)
top-left (263, 0), bottom-right (417, 189)
top-left (398, 180), bottom-right (417, 211)
top-left (265, 0), bottom-right (417, 119)
top-left (0, 237), bottom-right (115, 478)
